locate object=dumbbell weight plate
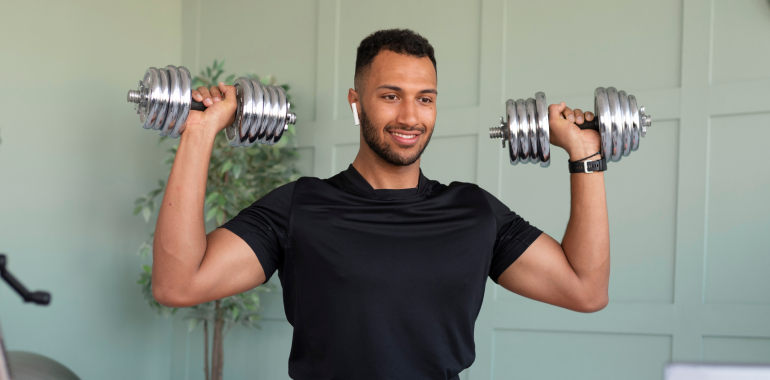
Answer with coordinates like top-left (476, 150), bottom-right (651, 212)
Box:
top-left (262, 86), bottom-right (278, 145)
top-left (160, 66), bottom-right (181, 136)
top-left (506, 99), bottom-right (519, 165)
top-left (226, 81), bottom-right (246, 147)
top-left (267, 86), bottom-right (282, 145)
top-left (515, 99), bottom-right (530, 162)
top-left (525, 98), bottom-right (539, 164)
top-left (271, 86), bottom-right (290, 144)
top-left (606, 87), bottom-right (624, 162)
top-left (241, 77), bottom-right (260, 147)
top-left (619, 90), bottom-right (632, 157)
top-left (248, 79), bottom-right (265, 145)
top-left (594, 87), bottom-right (613, 162)
top-left (151, 68), bottom-right (171, 131)
top-left (536, 92), bottom-right (550, 167)
top-left (628, 95), bottom-right (640, 151)
top-left (169, 66), bottom-right (192, 138)
top-left (266, 86), bottom-right (288, 145)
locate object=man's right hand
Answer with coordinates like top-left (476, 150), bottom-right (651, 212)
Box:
top-left (179, 82), bottom-right (238, 136)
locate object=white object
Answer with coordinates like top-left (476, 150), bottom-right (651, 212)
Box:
top-left (352, 103), bottom-right (360, 126)
top-left (666, 363), bottom-right (770, 380)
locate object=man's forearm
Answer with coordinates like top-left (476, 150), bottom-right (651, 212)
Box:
top-left (152, 128), bottom-right (218, 301)
top-left (561, 148), bottom-right (611, 302)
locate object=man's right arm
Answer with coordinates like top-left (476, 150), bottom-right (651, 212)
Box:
top-left (151, 83), bottom-right (266, 308)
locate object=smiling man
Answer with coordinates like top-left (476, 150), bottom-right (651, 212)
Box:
top-left (151, 29), bottom-right (610, 380)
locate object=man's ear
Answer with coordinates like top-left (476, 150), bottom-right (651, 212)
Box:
top-left (347, 88), bottom-right (360, 126)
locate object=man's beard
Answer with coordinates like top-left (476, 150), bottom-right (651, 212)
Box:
top-left (359, 103), bottom-right (432, 166)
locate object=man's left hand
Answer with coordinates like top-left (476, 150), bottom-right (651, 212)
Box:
top-left (548, 102), bottom-right (601, 161)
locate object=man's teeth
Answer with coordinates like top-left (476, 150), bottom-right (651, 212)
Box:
top-left (391, 132), bottom-right (417, 139)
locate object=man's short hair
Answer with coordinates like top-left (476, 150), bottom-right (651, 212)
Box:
top-left (354, 28), bottom-right (437, 91)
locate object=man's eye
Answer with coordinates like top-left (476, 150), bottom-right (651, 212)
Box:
top-left (419, 97), bottom-right (433, 103)
top-left (383, 95), bottom-right (397, 100)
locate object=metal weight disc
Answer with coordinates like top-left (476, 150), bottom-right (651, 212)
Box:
top-left (535, 92), bottom-right (550, 167)
top-left (241, 78), bottom-right (259, 147)
top-left (267, 86), bottom-right (282, 144)
top-left (142, 68), bottom-right (162, 130)
top-left (594, 87), bottom-right (612, 161)
top-left (171, 66), bottom-right (192, 138)
top-left (248, 79), bottom-right (265, 144)
top-left (270, 86), bottom-right (289, 144)
top-left (628, 95), bottom-right (640, 151)
top-left (515, 99), bottom-right (531, 162)
top-left (619, 90), bottom-right (632, 157)
top-left (226, 82), bottom-right (245, 147)
top-left (606, 87), bottom-right (623, 162)
top-left (506, 99), bottom-right (520, 165)
top-left (160, 65), bottom-right (182, 136)
top-left (264, 86), bottom-right (285, 145)
top-left (525, 98), bottom-right (540, 164)
top-left (256, 83), bottom-right (272, 142)
top-left (237, 78), bottom-right (255, 144)
top-left (151, 68), bottom-right (170, 130)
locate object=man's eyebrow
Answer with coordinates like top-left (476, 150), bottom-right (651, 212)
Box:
top-left (374, 85), bottom-right (438, 95)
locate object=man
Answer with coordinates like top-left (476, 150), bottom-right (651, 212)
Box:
top-left (152, 29), bottom-right (609, 379)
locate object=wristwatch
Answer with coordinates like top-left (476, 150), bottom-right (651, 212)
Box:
top-left (568, 157), bottom-right (606, 173)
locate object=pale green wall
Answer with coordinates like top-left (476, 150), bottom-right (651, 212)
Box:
top-left (0, 0), bottom-right (182, 378)
top-left (2, 1), bottom-right (769, 379)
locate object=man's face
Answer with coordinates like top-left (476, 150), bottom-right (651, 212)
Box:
top-left (355, 50), bottom-right (437, 166)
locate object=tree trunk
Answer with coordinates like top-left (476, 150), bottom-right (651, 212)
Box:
top-left (204, 320), bottom-right (210, 380)
top-left (211, 300), bottom-right (225, 380)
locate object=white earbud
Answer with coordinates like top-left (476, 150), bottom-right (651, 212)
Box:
top-left (352, 103), bottom-right (360, 126)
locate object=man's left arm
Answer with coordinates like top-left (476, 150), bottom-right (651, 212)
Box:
top-left (497, 103), bottom-right (610, 313)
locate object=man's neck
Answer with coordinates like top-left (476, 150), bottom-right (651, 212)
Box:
top-left (351, 149), bottom-right (421, 190)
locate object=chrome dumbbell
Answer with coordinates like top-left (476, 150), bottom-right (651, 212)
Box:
top-left (489, 87), bottom-right (651, 167)
top-left (126, 65), bottom-right (297, 147)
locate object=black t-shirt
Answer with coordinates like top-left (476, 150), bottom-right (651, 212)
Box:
top-left (221, 165), bottom-right (542, 380)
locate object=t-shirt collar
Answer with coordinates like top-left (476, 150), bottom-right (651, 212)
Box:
top-left (342, 164), bottom-right (429, 199)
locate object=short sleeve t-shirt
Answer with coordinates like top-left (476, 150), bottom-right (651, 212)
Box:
top-left (221, 165), bottom-right (542, 380)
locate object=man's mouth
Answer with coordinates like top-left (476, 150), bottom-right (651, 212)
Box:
top-left (388, 130), bottom-right (421, 146)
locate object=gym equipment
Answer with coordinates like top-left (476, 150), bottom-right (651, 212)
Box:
top-left (489, 87), bottom-right (652, 167)
top-left (126, 65), bottom-right (297, 147)
top-left (0, 254), bottom-right (65, 380)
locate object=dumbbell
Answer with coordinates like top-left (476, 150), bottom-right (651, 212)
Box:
top-left (126, 65), bottom-right (297, 147)
top-left (489, 87), bottom-right (652, 167)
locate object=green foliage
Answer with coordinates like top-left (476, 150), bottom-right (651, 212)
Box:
top-left (134, 60), bottom-right (301, 333)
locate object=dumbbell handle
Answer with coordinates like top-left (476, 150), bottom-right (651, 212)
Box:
top-left (578, 118), bottom-right (599, 132)
top-left (191, 99), bottom-right (206, 112)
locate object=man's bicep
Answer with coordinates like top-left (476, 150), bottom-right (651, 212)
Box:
top-left (496, 233), bottom-right (587, 311)
top-left (190, 228), bottom-right (268, 304)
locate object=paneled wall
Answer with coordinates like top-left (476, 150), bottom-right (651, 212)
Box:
top-left (176, 0), bottom-right (770, 379)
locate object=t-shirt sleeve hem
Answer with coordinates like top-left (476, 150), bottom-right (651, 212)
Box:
top-left (489, 227), bottom-right (543, 284)
top-left (219, 223), bottom-right (275, 284)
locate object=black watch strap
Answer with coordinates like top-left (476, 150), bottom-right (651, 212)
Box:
top-left (568, 158), bottom-right (607, 173)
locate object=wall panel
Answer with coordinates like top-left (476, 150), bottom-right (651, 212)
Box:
top-left (702, 336), bottom-right (770, 364)
top-left (711, 0), bottom-right (770, 84)
top-left (492, 330), bottom-right (672, 380)
top-left (504, 0), bottom-right (683, 99)
top-left (705, 113), bottom-right (770, 304)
